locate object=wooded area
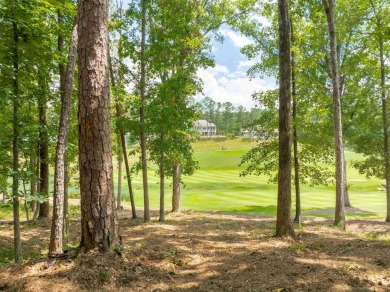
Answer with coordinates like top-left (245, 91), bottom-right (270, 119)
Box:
top-left (0, 0), bottom-right (389, 290)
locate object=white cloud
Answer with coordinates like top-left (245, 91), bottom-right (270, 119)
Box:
top-left (210, 64), bottom-right (230, 75)
top-left (220, 29), bottom-right (252, 48)
top-left (238, 60), bottom-right (256, 69)
top-left (197, 66), bottom-right (276, 109)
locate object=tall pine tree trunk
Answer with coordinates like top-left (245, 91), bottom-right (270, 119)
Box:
top-left (276, 0), bottom-right (294, 237)
top-left (49, 16), bottom-right (78, 257)
top-left (12, 15), bottom-right (22, 264)
top-left (78, 0), bottom-right (119, 251)
top-left (140, 0), bottom-right (150, 222)
top-left (172, 162), bottom-right (181, 213)
top-left (322, 0), bottom-right (345, 228)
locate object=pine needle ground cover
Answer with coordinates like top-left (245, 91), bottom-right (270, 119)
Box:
top-left (1, 211), bottom-right (390, 291)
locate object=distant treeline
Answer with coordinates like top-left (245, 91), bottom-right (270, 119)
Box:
top-left (194, 97), bottom-right (263, 136)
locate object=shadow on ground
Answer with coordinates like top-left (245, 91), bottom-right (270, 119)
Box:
top-left (1, 209), bottom-right (390, 291)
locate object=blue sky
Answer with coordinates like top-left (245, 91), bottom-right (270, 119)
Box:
top-left (197, 28), bottom-right (276, 109)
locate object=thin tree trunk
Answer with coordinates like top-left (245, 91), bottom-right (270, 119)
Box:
top-left (120, 133), bottom-right (137, 218)
top-left (33, 203), bottom-right (40, 220)
top-left (370, 0), bottom-right (390, 222)
top-left (23, 181), bottom-right (29, 221)
top-left (32, 148), bottom-right (40, 220)
top-left (322, 0), bottom-right (345, 228)
top-left (369, 0), bottom-right (390, 223)
top-left (30, 157), bottom-right (38, 213)
top-left (49, 16), bottom-right (78, 257)
top-left (108, 58), bottom-right (137, 218)
top-left (159, 133), bottom-right (165, 222)
top-left (381, 38), bottom-right (390, 222)
top-left (78, 0), bottom-right (119, 251)
top-left (117, 135), bottom-right (123, 210)
top-left (291, 19), bottom-right (301, 224)
top-left (12, 13), bottom-right (23, 264)
top-left (38, 72), bottom-right (49, 218)
top-left (63, 151), bottom-right (69, 247)
top-left (172, 162), bottom-right (181, 213)
top-left (377, 18), bottom-right (390, 222)
top-left (140, 0), bottom-right (150, 222)
top-left (276, 0), bottom-right (294, 237)
top-left (343, 150), bottom-right (352, 207)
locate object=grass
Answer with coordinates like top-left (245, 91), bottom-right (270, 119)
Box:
top-left (2, 137), bottom-right (386, 219)
top-left (116, 137), bottom-right (385, 218)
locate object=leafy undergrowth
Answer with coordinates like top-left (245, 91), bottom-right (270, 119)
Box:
top-left (1, 210), bottom-right (390, 291)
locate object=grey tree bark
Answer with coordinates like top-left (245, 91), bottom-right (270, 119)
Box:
top-left (322, 0), bottom-right (346, 228)
top-left (78, 0), bottom-right (120, 251)
top-left (276, 0), bottom-right (295, 237)
top-left (49, 16), bottom-right (78, 257)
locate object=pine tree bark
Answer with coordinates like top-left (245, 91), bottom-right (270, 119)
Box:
top-left (49, 16), bottom-right (78, 257)
top-left (140, 0), bottom-right (150, 222)
top-left (322, 0), bottom-right (345, 228)
top-left (172, 162), bottom-right (181, 213)
top-left (12, 16), bottom-right (22, 264)
top-left (78, 0), bottom-right (119, 251)
top-left (291, 19), bottom-right (301, 224)
top-left (276, 0), bottom-right (295, 237)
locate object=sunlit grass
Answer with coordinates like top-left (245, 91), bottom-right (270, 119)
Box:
top-left (4, 137), bottom-right (384, 219)
top-left (112, 138), bottom-right (386, 218)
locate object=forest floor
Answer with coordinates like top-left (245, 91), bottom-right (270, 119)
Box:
top-left (1, 208), bottom-right (390, 291)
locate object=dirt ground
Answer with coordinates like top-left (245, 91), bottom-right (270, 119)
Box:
top-left (1, 209), bottom-right (390, 292)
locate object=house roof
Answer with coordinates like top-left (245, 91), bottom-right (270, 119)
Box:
top-left (194, 120), bottom-right (216, 127)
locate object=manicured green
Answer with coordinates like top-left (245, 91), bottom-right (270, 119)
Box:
top-left (112, 138), bottom-right (385, 218)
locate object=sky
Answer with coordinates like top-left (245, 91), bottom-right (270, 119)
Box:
top-left (197, 28), bottom-right (276, 110)
top-left (117, 0), bottom-right (276, 110)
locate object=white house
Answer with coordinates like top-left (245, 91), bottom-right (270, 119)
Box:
top-left (193, 120), bottom-right (217, 137)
